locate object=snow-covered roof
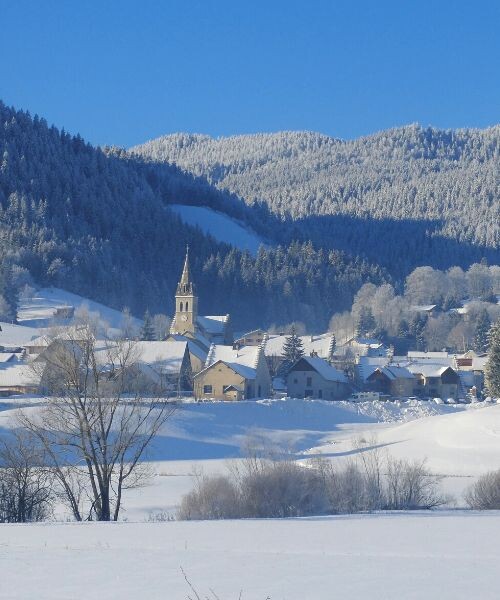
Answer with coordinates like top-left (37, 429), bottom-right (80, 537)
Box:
top-left (410, 305), bottom-right (437, 312)
top-left (96, 340), bottom-right (188, 374)
top-left (0, 364), bottom-right (40, 388)
top-left (202, 344), bottom-right (260, 380)
top-left (407, 351), bottom-right (449, 360)
top-left (197, 315), bottom-right (229, 335)
top-left (405, 363), bottom-right (455, 378)
top-left (134, 341), bottom-right (188, 372)
top-left (0, 322), bottom-right (38, 348)
top-left (290, 356), bottom-right (348, 383)
top-left (167, 334), bottom-right (208, 360)
top-left (263, 333), bottom-right (335, 359)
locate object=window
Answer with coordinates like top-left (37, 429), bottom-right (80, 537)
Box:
top-left (293, 378), bottom-right (298, 384)
top-left (258, 385), bottom-right (261, 397)
top-left (203, 385), bottom-right (213, 394)
top-left (306, 376), bottom-right (312, 387)
top-left (180, 302), bottom-right (183, 312)
top-left (186, 301), bottom-right (189, 312)
top-left (318, 389), bottom-right (322, 399)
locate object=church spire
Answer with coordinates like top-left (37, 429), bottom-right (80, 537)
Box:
top-left (177, 245), bottom-right (194, 295)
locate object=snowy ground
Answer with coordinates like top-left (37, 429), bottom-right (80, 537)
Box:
top-left (1, 398), bottom-right (500, 599)
top-left (17, 287), bottom-right (141, 329)
top-left (170, 204), bottom-right (265, 255)
top-left (2, 513), bottom-right (500, 599)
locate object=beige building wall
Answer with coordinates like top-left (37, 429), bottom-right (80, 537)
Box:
top-left (194, 352), bottom-right (271, 401)
top-left (287, 370), bottom-right (347, 400)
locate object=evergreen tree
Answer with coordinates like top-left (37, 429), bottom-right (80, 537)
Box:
top-left (473, 309), bottom-right (491, 353)
top-left (356, 306), bottom-right (376, 337)
top-left (485, 321), bottom-right (500, 398)
top-left (409, 313), bottom-right (428, 351)
top-left (140, 310), bottom-right (155, 341)
top-left (398, 319), bottom-right (410, 338)
top-left (281, 326), bottom-right (305, 371)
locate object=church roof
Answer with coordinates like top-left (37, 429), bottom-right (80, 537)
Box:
top-left (197, 315), bottom-right (229, 335)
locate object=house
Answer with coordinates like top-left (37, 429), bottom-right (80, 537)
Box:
top-left (0, 364), bottom-right (40, 396)
top-left (193, 344), bottom-right (271, 401)
top-left (263, 332), bottom-right (337, 375)
top-left (165, 334), bottom-right (208, 373)
top-left (406, 363), bottom-right (460, 399)
top-left (0, 321), bottom-right (38, 352)
top-left (286, 356), bottom-right (349, 400)
top-left (169, 248), bottom-right (233, 345)
top-left (410, 304), bottom-right (439, 317)
top-left (364, 365), bottom-right (415, 397)
top-left (234, 329), bottom-right (267, 347)
top-left (94, 340), bottom-right (193, 394)
top-left (339, 337), bottom-right (388, 358)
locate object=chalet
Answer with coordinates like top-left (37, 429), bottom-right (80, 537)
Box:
top-left (286, 356), bottom-right (349, 400)
top-left (169, 248), bottom-right (233, 345)
top-left (194, 344), bottom-right (271, 401)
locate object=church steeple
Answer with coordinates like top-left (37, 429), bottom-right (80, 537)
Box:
top-left (171, 245), bottom-right (198, 335)
top-left (177, 245), bottom-right (194, 295)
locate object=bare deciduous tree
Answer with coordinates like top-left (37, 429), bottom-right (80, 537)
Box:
top-left (0, 430), bottom-right (54, 523)
top-left (21, 324), bottom-right (175, 521)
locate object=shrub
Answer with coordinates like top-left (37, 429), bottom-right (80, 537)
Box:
top-left (178, 451), bottom-right (448, 520)
top-left (465, 470), bottom-right (500, 509)
top-left (385, 457), bottom-right (446, 509)
top-left (178, 475), bottom-right (241, 520)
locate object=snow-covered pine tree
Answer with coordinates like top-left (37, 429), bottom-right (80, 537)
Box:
top-left (473, 309), bottom-right (491, 353)
top-left (356, 306), bottom-right (376, 337)
top-left (140, 310), bottom-right (156, 341)
top-left (281, 326), bottom-right (305, 372)
top-left (485, 321), bottom-right (500, 398)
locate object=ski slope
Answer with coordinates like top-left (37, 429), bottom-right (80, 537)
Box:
top-left (170, 204), bottom-right (265, 255)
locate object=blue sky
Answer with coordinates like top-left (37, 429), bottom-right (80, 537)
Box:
top-left (1, 0), bottom-right (498, 147)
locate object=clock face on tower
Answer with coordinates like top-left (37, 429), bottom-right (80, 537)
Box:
top-left (180, 315), bottom-right (188, 322)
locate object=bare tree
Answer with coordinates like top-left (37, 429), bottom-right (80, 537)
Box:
top-left (21, 323), bottom-right (175, 521)
top-left (0, 430), bottom-right (54, 523)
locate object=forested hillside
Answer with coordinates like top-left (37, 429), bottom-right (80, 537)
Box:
top-left (132, 126), bottom-right (500, 272)
top-left (0, 101), bottom-right (385, 330)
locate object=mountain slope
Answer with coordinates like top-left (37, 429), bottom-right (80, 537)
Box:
top-left (0, 101), bottom-right (385, 330)
top-left (132, 127), bottom-right (500, 270)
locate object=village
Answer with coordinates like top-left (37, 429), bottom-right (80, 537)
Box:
top-left (0, 248), bottom-right (491, 405)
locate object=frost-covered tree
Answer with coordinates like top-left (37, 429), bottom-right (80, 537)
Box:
top-left (140, 310), bottom-right (155, 341)
top-left (473, 310), bottom-right (492, 354)
top-left (281, 327), bottom-right (305, 371)
top-left (485, 321), bottom-right (500, 398)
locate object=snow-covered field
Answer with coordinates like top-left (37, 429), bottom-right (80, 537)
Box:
top-left (170, 204), bottom-right (265, 255)
top-left (3, 512), bottom-right (500, 600)
top-left (1, 397), bottom-right (500, 599)
top-left (17, 287), bottom-right (141, 329)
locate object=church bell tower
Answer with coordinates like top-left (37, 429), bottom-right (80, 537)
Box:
top-left (172, 246), bottom-right (198, 335)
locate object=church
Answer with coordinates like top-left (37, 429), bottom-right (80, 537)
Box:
top-left (169, 248), bottom-right (233, 350)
